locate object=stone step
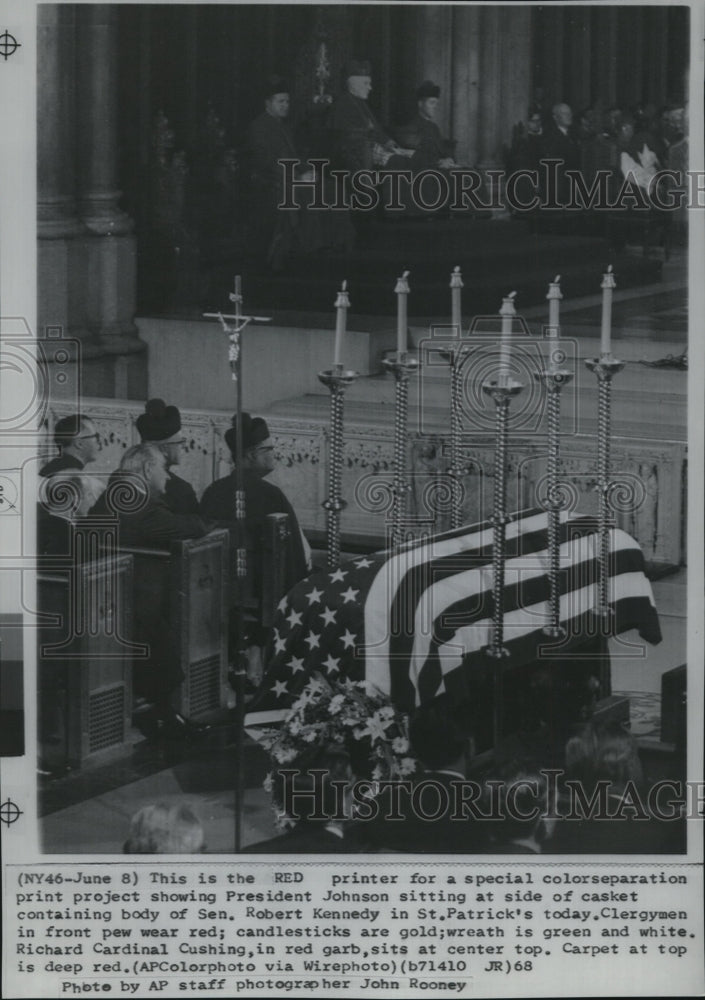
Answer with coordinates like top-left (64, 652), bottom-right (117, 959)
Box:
top-left (264, 338), bottom-right (687, 443)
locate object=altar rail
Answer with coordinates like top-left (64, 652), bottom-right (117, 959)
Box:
top-left (45, 397), bottom-right (686, 568)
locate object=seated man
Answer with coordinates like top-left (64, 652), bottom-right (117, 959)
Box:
top-left (247, 76), bottom-right (354, 269)
top-left (397, 80), bottom-right (458, 172)
top-left (200, 413), bottom-right (309, 660)
top-left (329, 59), bottom-right (414, 173)
top-left (135, 398), bottom-right (200, 515)
top-left (538, 102), bottom-right (581, 210)
top-left (116, 443), bottom-right (211, 738)
top-left (40, 414), bottom-right (101, 477)
top-left (393, 79), bottom-right (460, 215)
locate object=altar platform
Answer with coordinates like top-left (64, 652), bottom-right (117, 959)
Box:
top-left (200, 216), bottom-right (664, 319)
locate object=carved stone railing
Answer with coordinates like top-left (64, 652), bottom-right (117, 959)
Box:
top-left (45, 396), bottom-right (686, 567)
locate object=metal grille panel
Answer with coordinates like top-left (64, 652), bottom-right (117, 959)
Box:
top-left (188, 655), bottom-right (220, 716)
top-left (88, 685), bottom-right (125, 753)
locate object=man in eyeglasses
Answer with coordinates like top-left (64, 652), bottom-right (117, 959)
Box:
top-left (40, 415), bottom-right (101, 477)
top-left (201, 413), bottom-right (309, 592)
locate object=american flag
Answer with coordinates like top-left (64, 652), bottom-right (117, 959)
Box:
top-left (245, 508), bottom-right (661, 724)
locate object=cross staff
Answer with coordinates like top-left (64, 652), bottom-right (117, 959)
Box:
top-left (203, 277), bottom-right (270, 853)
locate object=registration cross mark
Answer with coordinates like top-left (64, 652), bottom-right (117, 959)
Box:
top-left (0, 31), bottom-right (21, 60)
top-left (0, 798), bottom-right (22, 827)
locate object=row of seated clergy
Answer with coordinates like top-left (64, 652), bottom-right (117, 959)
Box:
top-left (246, 67), bottom-right (461, 263)
top-left (39, 403), bottom-right (310, 735)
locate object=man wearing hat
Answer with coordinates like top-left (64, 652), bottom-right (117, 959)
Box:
top-left (135, 398), bottom-right (200, 516)
top-left (247, 76), bottom-right (298, 266)
top-left (247, 76), bottom-right (354, 268)
top-left (200, 413), bottom-right (309, 667)
top-left (329, 59), bottom-right (414, 173)
top-left (201, 413), bottom-right (309, 593)
top-left (401, 80), bottom-right (459, 173)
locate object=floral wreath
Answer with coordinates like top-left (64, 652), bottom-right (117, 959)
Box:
top-left (257, 674), bottom-right (420, 828)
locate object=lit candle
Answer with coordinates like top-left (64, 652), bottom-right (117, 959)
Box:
top-left (546, 275), bottom-right (562, 372)
top-left (333, 280), bottom-right (349, 369)
top-left (499, 291), bottom-right (517, 386)
top-left (600, 265), bottom-right (616, 358)
top-left (395, 271), bottom-right (411, 357)
top-left (450, 266), bottom-right (463, 334)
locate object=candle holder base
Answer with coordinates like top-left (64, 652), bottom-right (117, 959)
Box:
top-left (482, 379), bottom-right (524, 400)
top-left (318, 368), bottom-right (359, 389)
top-left (382, 355), bottom-right (420, 377)
top-left (584, 357), bottom-right (625, 379)
top-left (534, 369), bottom-right (575, 389)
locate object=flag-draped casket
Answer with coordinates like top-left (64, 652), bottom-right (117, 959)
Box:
top-left (246, 509), bottom-right (661, 727)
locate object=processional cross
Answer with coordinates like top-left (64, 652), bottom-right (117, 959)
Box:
top-left (203, 276), bottom-right (270, 853)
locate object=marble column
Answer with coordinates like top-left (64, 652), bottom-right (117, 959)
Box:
top-left (37, 6), bottom-right (91, 351)
top-left (76, 5), bottom-right (143, 363)
top-left (645, 7), bottom-right (669, 106)
top-left (415, 5), bottom-right (532, 209)
top-left (567, 8), bottom-right (592, 111)
top-left (415, 5), bottom-right (453, 137)
top-left (594, 7), bottom-right (618, 109)
top-left (450, 5), bottom-right (481, 166)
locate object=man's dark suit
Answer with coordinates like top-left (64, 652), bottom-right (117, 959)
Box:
top-left (539, 122), bottom-right (581, 207)
top-left (39, 454), bottom-right (84, 477)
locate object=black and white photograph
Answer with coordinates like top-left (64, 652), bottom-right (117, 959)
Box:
top-left (0, 1), bottom-right (703, 997)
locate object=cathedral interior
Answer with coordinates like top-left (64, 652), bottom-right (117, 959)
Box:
top-left (32, 3), bottom-right (692, 854)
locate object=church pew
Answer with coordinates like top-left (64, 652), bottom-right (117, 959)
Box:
top-left (120, 514), bottom-right (291, 718)
top-left (119, 529), bottom-right (230, 720)
top-left (38, 553), bottom-right (135, 770)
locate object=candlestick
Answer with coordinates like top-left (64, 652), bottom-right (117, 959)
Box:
top-left (585, 355), bottom-right (625, 629)
top-left (499, 291), bottom-right (517, 387)
top-left (395, 271), bottom-right (410, 357)
top-left (318, 367), bottom-right (359, 566)
top-left (600, 266), bottom-right (616, 358)
top-left (382, 354), bottom-right (419, 550)
top-left (450, 266), bottom-right (463, 334)
top-left (534, 363), bottom-right (575, 639)
top-left (333, 280), bottom-right (349, 369)
top-left (546, 275), bottom-right (562, 373)
top-left (482, 373), bottom-right (524, 745)
top-left (448, 343), bottom-right (471, 530)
